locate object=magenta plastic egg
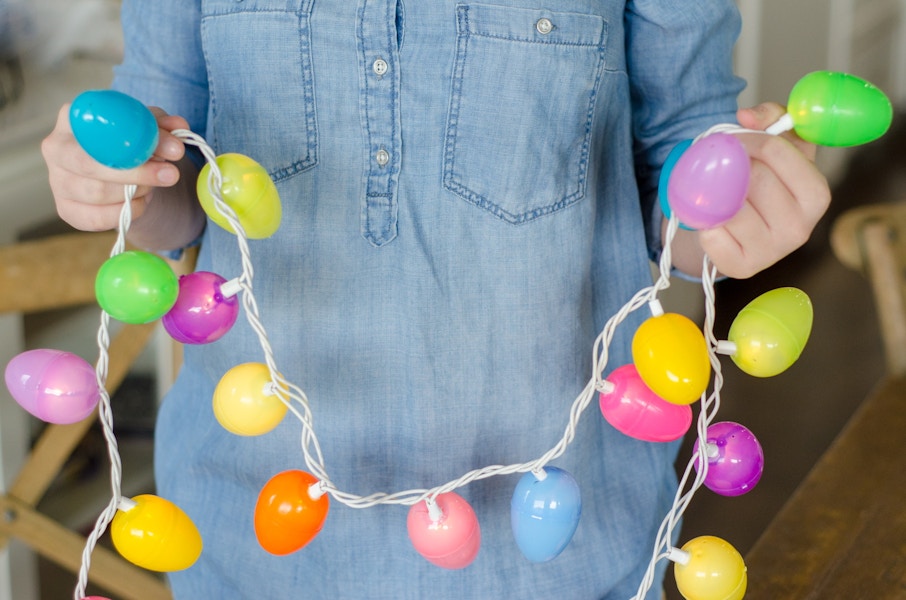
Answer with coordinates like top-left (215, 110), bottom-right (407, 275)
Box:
top-left (599, 364), bottom-right (693, 442)
top-left (162, 271), bottom-right (240, 344)
top-left (728, 287), bottom-right (813, 378)
top-left (674, 536), bottom-right (747, 600)
top-left (667, 133), bottom-right (750, 230)
top-left (510, 467), bottom-right (581, 563)
top-left (694, 422), bottom-right (764, 497)
top-left (632, 313), bottom-right (711, 405)
top-left (4, 349), bottom-right (99, 424)
top-left (407, 492), bottom-right (481, 569)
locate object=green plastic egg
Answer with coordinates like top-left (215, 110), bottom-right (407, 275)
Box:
top-left (787, 71), bottom-right (892, 147)
top-left (197, 153), bottom-right (282, 239)
top-left (95, 251), bottom-right (178, 324)
top-left (728, 287), bottom-right (813, 378)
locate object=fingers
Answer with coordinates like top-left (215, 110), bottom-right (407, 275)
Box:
top-left (42, 102), bottom-right (188, 231)
top-left (695, 114), bottom-right (830, 279)
top-left (737, 102), bottom-right (816, 159)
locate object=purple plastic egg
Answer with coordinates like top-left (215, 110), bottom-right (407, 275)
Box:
top-left (4, 349), bottom-right (100, 424)
top-left (667, 132), bottom-right (750, 230)
top-left (694, 421), bottom-right (764, 496)
top-left (599, 364), bottom-right (693, 442)
top-left (162, 271), bottom-right (239, 344)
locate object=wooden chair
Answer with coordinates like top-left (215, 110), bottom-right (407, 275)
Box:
top-left (830, 201), bottom-right (906, 376)
top-left (745, 201), bottom-right (906, 596)
top-left (0, 231), bottom-right (187, 600)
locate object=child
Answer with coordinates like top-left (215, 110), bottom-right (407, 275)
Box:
top-left (42, 1), bottom-right (829, 598)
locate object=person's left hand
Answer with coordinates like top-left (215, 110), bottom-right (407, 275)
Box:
top-left (669, 103), bottom-right (832, 279)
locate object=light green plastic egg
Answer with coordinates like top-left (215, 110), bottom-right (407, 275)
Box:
top-left (728, 287), bottom-right (813, 378)
top-left (197, 153), bottom-right (282, 239)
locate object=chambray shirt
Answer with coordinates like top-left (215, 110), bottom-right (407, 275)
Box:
top-left (114, 1), bottom-right (743, 598)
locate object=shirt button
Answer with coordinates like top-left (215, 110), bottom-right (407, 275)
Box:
top-left (373, 58), bottom-right (389, 76)
top-left (375, 148), bottom-right (390, 166)
top-left (535, 18), bottom-right (553, 35)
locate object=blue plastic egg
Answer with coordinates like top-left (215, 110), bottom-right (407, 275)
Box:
top-left (658, 138), bottom-right (694, 230)
top-left (510, 467), bottom-right (581, 563)
top-left (70, 90), bottom-right (159, 169)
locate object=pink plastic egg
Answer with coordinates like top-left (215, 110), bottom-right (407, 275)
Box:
top-left (694, 421), bottom-right (764, 497)
top-left (599, 364), bottom-right (693, 442)
top-left (4, 349), bottom-right (99, 424)
top-left (162, 271), bottom-right (240, 344)
top-left (667, 133), bottom-right (750, 230)
top-left (407, 492), bottom-right (481, 569)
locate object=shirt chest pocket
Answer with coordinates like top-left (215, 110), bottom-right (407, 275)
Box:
top-left (200, 0), bottom-right (317, 182)
top-left (443, 4), bottom-right (608, 224)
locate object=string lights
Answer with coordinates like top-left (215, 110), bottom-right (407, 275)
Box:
top-left (2, 70), bottom-right (892, 600)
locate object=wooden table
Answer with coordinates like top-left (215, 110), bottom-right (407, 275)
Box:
top-left (744, 375), bottom-right (906, 598)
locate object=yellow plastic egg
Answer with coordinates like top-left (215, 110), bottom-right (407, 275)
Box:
top-left (197, 153), bottom-right (282, 239)
top-left (674, 536), bottom-right (747, 600)
top-left (110, 494), bottom-right (202, 572)
top-left (213, 362), bottom-right (288, 436)
top-left (632, 313), bottom-right (710, 405)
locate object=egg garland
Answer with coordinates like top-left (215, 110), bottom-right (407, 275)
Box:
top-left (4, 72), bottom-right (891, 599)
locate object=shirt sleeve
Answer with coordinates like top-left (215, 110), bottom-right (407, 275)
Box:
top-left (112, 0), bottom-right (208, 136)
top-left (625, 0), bottom-right (746, 262)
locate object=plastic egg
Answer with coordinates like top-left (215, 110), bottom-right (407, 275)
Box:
top-left (162, 271), bottom-right (240, 344)
top-left (254, 470), bottom-right (329, 555)
top-left (407, 492), bottom-right (481, 569)
top-left (727, 287), bottom-right (813, 378)
top-left (667, 133), bottom-right (750, 230)
top-left (95, 251), bottom-right (179, 324)
top-left (674, 536), bottom-right (747, 600)
top-left (4, 349), bottom-right (99, 424)
top-left (787, 71), bottom-right (893, 147)
top-left (599, 364), bottom-right (693, 442)
top-left (197, 153), bottom-right (282, 239)
top-left (69, 90), bottom-right (159, 169)
top-left (694, 422), bottom-right (764, 496)
top-left (658, 138), bottom-right (694, 230)
top-left (212, 362), bottom-right (288, 436)
top-left (632, 313), bottom-right (711, 405)
top-left (510, 467), bottom-right (581, 563)
top-left (81, 597), bottom-right (112, 600)
top-left (110, 494), bottom-right (202, 572)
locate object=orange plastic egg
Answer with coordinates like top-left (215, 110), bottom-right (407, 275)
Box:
top-left (632, 313), bottom-right (710, 405)
top-left (110, 494), bottom-right (202, 572)
top-left (254, 470), bottom-right (329, 555)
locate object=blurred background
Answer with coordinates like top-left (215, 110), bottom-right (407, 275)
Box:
top-left (0, 1), bottom-right (904, 598)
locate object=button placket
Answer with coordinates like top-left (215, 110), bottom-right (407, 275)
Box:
top-left (358, 0), bottom-right (401, 247)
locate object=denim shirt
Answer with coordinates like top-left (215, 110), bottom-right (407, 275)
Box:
top-left (114, 2), bottom-right (742, 598)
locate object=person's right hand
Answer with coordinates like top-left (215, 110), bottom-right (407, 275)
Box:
top-left (41, 104), bottom-right (189, 232)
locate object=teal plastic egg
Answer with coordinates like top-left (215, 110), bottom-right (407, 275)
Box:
top-left (70, 90), bottom-right (159, 169)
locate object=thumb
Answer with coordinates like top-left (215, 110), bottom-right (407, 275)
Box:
top-left (736, 102), bottom-right (787, 132)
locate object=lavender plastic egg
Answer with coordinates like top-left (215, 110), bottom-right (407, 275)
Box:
top-left (667, 133), bottom-right (750, 230)
top-left (162, 271), bottom-right (239, 344)
top-left (694, 421), bottom-right (764, 496)
top-left (4, 349), bottom-right (100, 424)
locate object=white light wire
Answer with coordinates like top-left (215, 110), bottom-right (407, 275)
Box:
top-left (75, 124), bottom-right (758, 599)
